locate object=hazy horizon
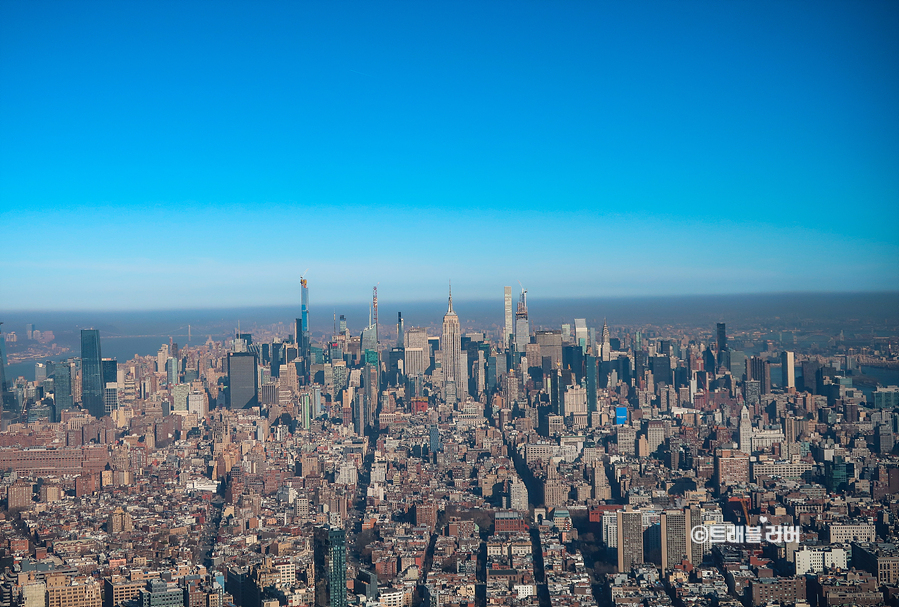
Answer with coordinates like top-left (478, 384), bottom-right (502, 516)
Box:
top-left (4, 291), bottom-right (897, 334)
top-left (6, 289), bottom-right (899, 314)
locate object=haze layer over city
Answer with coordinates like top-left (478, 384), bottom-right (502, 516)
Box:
top-left (1, 3), bottom-right (899, 607)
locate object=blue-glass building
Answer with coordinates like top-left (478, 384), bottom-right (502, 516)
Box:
top-left (314, 525), bottom-right (347, 607)
top-left (81, 329), bottom-right (104, 418)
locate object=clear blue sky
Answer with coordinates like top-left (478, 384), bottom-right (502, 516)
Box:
top-left (1, 1), bottom-right (897, 310)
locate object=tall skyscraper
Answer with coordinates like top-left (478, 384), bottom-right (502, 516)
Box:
top-left (586, 355), bottom-right (597, 414)
top-left (314, 525), bottom-right (347, 607)
top-left (166, 357), bottom-right (178, 386)
top-left (574, 318), bottom-right (588, 351)
top-left (739, 405), bottom-right (753, 453)
top-left (781, 351), bottom-right (795, 389)
top-left (514, 288), bottom-right (529, 353)
top-left (617, 508), bottom-right (644, 572)
top-left (716, 322), bottom-right (729, 368)
top-left (503, 286), bottom-right (513, 348)
top-left (102, 358), bottom-right (118, 387)
top-left (396, 312), bottom-right (404, 348)
top-left (601, 320), bottom-right (611, 362)
top-left (661, 509), bottom-right (692, 571)
top-left (104, 382), bottom-right (119, 416)
top-left (535, 330), bottom-right (562, 369)
top-left (363, 357), bottom-right (378, 431)
top-left (300, 277), bottom-right (311, 382)
top-left (371, 286), bottom-right (379, 345)
top-left (441, 286), bottom-right (463, 405)
top-left (404, 327), bottom-right (428, 377)
top-left (509, 477), bottom-right (528, 511)
top-left (747, 356), bottom-right (771, 393)
top-left (53, 361), bottom-right (73, 415)
top-left (0, 323), bottom-right (9, 403)
top-left (429, 424), bottom-right (440, 453)
top-left (228, 352), bottom-right (258, 409)
top-left (80, 329), bottom-right (104, 419)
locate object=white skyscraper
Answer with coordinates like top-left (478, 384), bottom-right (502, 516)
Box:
top-left (509, 477), bottom-right (528, 511)
top-left (563, 385), bottom-right (588, 416)
top-left (442, 286), bottom-right (463, 405)
top-left (504, 286), bottom-right (513, 348)
top-left (405, 327), bottom-right (429, 377)
top-left (601, 319), bottom-right (611, 362)
top-left (781, 351), bottom-right (795, 389)
top-left (739, 405), bottom-right (753, 453)
top-left (574, 319), bottom-right (588, 352)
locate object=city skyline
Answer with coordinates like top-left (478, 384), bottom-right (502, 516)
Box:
top-left (2, 1), bottom-right (898, 310)
top-left (1, 2), bottom-right (899, 603)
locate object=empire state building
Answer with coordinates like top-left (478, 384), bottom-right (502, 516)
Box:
top-left (442, 285), bottom-right (463, 405)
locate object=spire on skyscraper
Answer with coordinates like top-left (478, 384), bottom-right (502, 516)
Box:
top-left (442, 282), bottom-right (462, 405)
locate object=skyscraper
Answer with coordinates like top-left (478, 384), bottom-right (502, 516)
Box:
top-left (601, 320), bottom-right (611, 362)
top-left (166, 357), bottom-right (178, 387)
top-left (300, 277), bottom-right (310, 382)
top-left (404, 327), bottom-right (428, 378)
top-left (104, 382), bottom-right (119, 416)
top-left (574, 318), bottom-right (588, 351)
top-left (617, 508), bottom-right (644, 572)
top-left (716, 322), bottom-right (729, 368)
top-left (661, 509), bottom-right (691, 571)
top-left (585, 355), bottom-right (597, 414)
top-left (80, 329), bottom-right (104, 419)
top-left (514, 288), bottom-right (529, 353)
top-left (102, 358), bottom-right (118, 387)
top-left (739, 405), bottom-right (753, 453)
top-left (0, 323), bottom-right (9, 405)
top-left (509, 477), bottom-right (528, 511)
top-left (53, 361), bottom-right (73, 415)
top-left (361, 324), bottom-right (377, 354)
top-left (441, 285), bottom-right (462, 405)
top-left (314, 525), bottom-right (347, 607)
top-left (503, 286), bottom-right (513, 348)
top-left (371, 285), bottom-right (379, 345)
top-left (429, 424), bottom-right (440, 453)
top-left (781, 351), bottom-right (795, 389)
top-left (228, 352), bottom-right (258, 409)
top-left (363, 356), bottom-right (378, 431)
top-left (747, 356), bottom-right (771, 393)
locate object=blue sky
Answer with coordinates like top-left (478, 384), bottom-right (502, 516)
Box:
top-left (1, 1), bottom-right (897, 310)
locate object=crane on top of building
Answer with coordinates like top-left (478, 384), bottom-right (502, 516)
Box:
top-left (516, 281), bottom-right (528, 316)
